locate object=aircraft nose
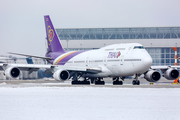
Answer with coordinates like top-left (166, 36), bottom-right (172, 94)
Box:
top-left (143, 56), bottom-right (152, 67)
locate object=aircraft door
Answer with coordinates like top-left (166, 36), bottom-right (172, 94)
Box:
top-left (126, 47), bottom-right (132, 54)
top-left (86, 57), bottom-right (89, 66)
top-left (120, 55), bottom-right (124, 65)
top-left (104, 56), bottom-right (107, 66)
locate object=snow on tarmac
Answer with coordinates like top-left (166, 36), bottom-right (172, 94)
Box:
top-left (0, 87), bottom-right (180, 120)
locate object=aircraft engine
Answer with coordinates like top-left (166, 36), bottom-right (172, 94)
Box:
top-left (163, 68), bottom-right (179, 80)
top-left (144, 70), bottom-right (161, 82)
top-left (53, 69), bottom-right (70, 81)
top-left (4, 67), bottom-right (20, 79)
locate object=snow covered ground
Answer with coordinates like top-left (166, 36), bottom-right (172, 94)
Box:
top-left (0, 87), bottom-right (180, 120)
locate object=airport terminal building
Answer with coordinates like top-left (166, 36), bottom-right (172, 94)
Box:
top-left (56, 26), bottom-right (180, 66)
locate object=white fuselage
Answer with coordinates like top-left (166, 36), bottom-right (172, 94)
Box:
top-left (53, 43), bottom-right (152, 78)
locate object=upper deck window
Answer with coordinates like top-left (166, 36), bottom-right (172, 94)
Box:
top-left (133, 46), bottom-right (144, 49)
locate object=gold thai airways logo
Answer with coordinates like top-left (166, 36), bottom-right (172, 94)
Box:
top-left (47, 26), bottom-right (54, 45)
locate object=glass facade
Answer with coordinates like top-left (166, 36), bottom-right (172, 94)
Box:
top-left (58, 27), bottom-right (180, 67)
top-left (56, 27), bottom-right (180, 40)
top-left (146, 48), bottom-right (180, 66)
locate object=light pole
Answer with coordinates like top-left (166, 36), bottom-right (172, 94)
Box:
top-left (66, 40), bottom-right (69, 50)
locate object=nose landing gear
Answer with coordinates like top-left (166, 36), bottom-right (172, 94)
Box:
top-left (132, 80), bottom-right (140, 85)
top-left (132, 74), bottom-right (140, 85)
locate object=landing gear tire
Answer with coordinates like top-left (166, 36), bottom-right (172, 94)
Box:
top-left (72, 81), bottom-right (80, 85)
top-left (81, 81), bottom-right (90, 85)
top-left (136, 80), bottom-right (140, 85)
top-left (132, 80), bottom-right (140, 85)
top-left (113, 81), bottom-right (123, 85)
top-left (95, 81), bottom-right (105, 85)
top-left (72, 81), bottom-right (90, 85)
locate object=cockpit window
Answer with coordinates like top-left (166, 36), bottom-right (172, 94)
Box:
top-left (133, 46), bottom-right (145, 49)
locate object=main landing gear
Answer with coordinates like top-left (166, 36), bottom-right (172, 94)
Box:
top-left (113, 77), bottom-right (123, 85)
top-left (72, 80), bottom-right (90, 85)
top-left (132, 74), bottom-right (140, 85)
top-left (72, 77), bottom-right (105, 85)
top-left (71, 72), bottom-right (90, 85)
top-left (94, 78), bottom-right (105, 85)
top-left (70, 72), bottom-right (141, 85)
top-left (71, 76), bottom-right (105, 85)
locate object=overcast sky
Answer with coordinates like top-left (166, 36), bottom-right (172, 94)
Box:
top-left (0, 0), bottom-right (180, 56)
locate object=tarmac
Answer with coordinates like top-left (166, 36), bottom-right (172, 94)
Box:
top-left (0, 78), bottom-right (180, 88)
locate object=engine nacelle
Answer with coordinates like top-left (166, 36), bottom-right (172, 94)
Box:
top-left (163, 68), bottom-right (179, 80)
top-left (4, 67), bottom-right (20, 79)
top-left (144, 70), bottom-right (161, 82)
top-left (53, 69), bottom-right (70, 81)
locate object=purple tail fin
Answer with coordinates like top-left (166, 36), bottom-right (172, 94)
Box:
top-left (44, 15), bottom-right (64, 52)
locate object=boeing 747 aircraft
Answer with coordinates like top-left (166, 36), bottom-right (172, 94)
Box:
top-left (1, 15), bottom-right (179, 85)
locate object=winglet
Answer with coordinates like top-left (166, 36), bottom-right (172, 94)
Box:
top-left (44, 15), bottom-right (64, 52)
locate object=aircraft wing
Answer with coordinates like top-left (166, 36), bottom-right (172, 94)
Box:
top-left (8, 52), bottom-right (52, 60)
top-left (59, 66), bottom-right (102, 73)
top-left (1, 63), bottom-right (50, 70)
top-left (0, 63), bottom-right (102, 74)
top-left (151, 66), bottom-right (180, 70)
top-left (44, 65), bottom-right (102, 74)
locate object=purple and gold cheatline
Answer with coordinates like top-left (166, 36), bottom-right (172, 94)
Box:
top-left (54, 51), bottom-right (86, 65)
